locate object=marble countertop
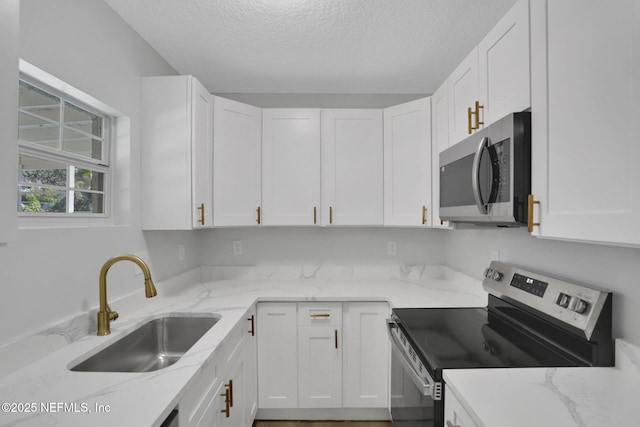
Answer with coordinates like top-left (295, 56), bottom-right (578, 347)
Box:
top-left (443, 340), bottom-right (640, 427)
top-left (0, 265), bottom-right (487, 427)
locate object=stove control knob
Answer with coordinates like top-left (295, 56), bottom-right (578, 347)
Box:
top-left (484, 268), bottom-right (493, 278)
top-left (555, 293), bottom-right (571, 308)
top-left (569, 297), bottom-right (589, 314)
top-left (492, 271), bottom-right (504, 281)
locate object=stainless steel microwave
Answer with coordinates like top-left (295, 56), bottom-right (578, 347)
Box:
top-left (439, 112), bottom-right (531, 226)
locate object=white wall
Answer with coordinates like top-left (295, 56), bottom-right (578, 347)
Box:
top-left (0, 0), bottom-right (18, 244)
top-left (201, 228), bottom-right (446, 266)
top-left (444, 228), bottom-right (640, 346)
top-left (0, 0), bottom-right (200, 346)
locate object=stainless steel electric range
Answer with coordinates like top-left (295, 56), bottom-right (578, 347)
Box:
top-left (387, 261), bottom-right (614, 427)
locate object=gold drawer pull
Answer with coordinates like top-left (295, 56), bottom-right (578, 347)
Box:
top-left (467, 106), bottom-right (474, 134)
top-left (314, 206), bottom-right (317, 225)
top-left (422, 205), bottom-right (427, 225)
top-left (310, 313), bottom-right (331, 318)
top-left (256, 206), bottom-right (261, 224)
top-left (248, 315), bottom-right (255, 336)
top-left (474, 100), bottom-right (484, 128)
top-left (220, 385), bottom-right (230, 417)
top-left (527, 194), bottom-right (540, 233)
top-left (197, 203), bottom-right (205, 225)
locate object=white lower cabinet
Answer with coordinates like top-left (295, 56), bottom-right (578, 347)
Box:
top-left (342, 302), bottom-right (390, 408)
top-left (298, 302), bottom-right (343, 408)
top-left (257, 301), bottom-right (390, 414)
top-left (444, 385), bottom-right (480, 427)
top-left (179, 308), bottom-right (257, 427)
top-left (257, 302), bottom-right (299, 408)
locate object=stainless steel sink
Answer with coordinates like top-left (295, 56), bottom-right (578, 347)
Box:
top-left (70, 315), bottom-right (220, 373)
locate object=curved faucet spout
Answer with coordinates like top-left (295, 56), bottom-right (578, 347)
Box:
top-left (97, 254), bottom-right (157, 336)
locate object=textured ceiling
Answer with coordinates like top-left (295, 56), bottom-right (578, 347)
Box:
top-left (104, 0), bottom-right (517, 94)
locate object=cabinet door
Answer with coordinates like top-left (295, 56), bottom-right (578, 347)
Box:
top-left (213, 96), bottom-right (262, 226)
top-left (257, 303), bottom-right (298, 408)
top-left (218, 355), bottom-right (245, 427)
top-left (298, 324), bottom-right (343, 408)
top-left (141, 75), bottom-right (212, 230)
top-left (383, 98), bottom-right (432, 226)
top-left (262, 109), bottom-right (321, 226)
top-left (321, 109), bottom-right (383, 226)
top-left (530, 0), bottom-right (640, 246)
top-left (191, 78), bottom-right (213, 228)
top-left (342, 302), bottom-right (389, 408)
top-left (244, 306), bottom-right (258, 424)
top-left (194, 381), bottom-right (225, 427)
top-left (478, 0), bottom-right (530, 126)
top-left (431, 82), bottom-right (453, 229)
top-left (448, 47), bottom-right (479, 145)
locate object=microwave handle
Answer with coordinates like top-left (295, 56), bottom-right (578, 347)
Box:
top-left (471, 136), bottom-right (489, 214)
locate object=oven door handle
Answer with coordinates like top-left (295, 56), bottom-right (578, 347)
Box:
top-left (471, 136), bottom-right (489, 215)
top-left (387, 319), bottom-right (436, 398)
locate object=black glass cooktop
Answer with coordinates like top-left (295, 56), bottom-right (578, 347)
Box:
top-left (392, 305), bottom-right (587, 373)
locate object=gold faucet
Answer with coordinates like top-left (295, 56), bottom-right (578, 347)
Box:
top-left (97, 254), bottom-right (157, 336)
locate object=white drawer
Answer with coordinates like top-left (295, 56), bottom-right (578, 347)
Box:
top-left (297, 302), bottom-right (342, 325)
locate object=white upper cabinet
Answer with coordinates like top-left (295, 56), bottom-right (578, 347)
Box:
top-left (432, 81), bottom-right (450, 155)
top-left (262, 109), bottom-right (321, 226)
top-left (213, 96), bottom-right (262, 227)
top-left (448, 47), bottom-right (480, 145)
top-left (529, 0), bottom-right (640, 246)
top-left (478, 0), bottom-right (530, 125)
top-left (141, 75), bottom-right (213, 230)
top-left (446, 0), bottom-right (531, 146)
top-left (321, 109), bottom-right (384, 226)
top-left (383, 98), bottom-right (432, 226)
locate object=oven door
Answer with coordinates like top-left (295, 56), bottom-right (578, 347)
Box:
top-left (388, 320), bottom-right (439, 427)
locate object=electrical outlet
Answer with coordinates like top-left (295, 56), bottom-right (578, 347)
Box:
top-left (233, 240), bottom-right (243, 255)
top-left (178, 244), bottom-right (186, 261)
top-left (134, 252), bottom-right (148, 275)
top-left (491, 250), bottom-right (500, 261)
top-left (387, 241), bottom-right (397, 256)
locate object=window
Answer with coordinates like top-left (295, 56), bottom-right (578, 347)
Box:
top-left (17, 78), bottom-right (110, 216)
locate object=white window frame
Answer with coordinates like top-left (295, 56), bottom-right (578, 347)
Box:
top-left (18, 60), bottom-right (123, 228)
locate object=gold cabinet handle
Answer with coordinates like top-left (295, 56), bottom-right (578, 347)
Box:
top-left (422, 205), bottom-right (427, 225)
top-left (474, 100), bottom-right (484, 129)
top-left (329, 206), bottom-right (333, 225)
top-left (256, 207), bottom-right (261, 224)
top-left (314, 206), bottom-right (317, 225)
top-left (334, 329), bottom-right (338, 349)
top-left (248, 314), bottom-right (255, 336)
top-left (220, 385), bottom-right (231, 418)
top-left (228, 379), bottom-right (233, 407)
top-left (527, 194), bottom-right (540, 233)
top-left (467, 106), bottom-right (474, 134)
top-left (197, 203), bottom-right (205, 225)
top-left (446, 421), bottom-right (460, 427)
top-left (310, 313), bottom-right (331, 318)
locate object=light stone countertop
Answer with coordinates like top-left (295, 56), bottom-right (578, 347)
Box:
top-left (443, 339), bottom-right (640, 427)
top-left (0, 265), bottom-right (487, 427)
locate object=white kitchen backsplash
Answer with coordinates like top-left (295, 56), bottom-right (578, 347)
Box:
top-left (616, 339), bottom-right (640, 373)
top-left (200, 264), bottom-right (451, 281)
